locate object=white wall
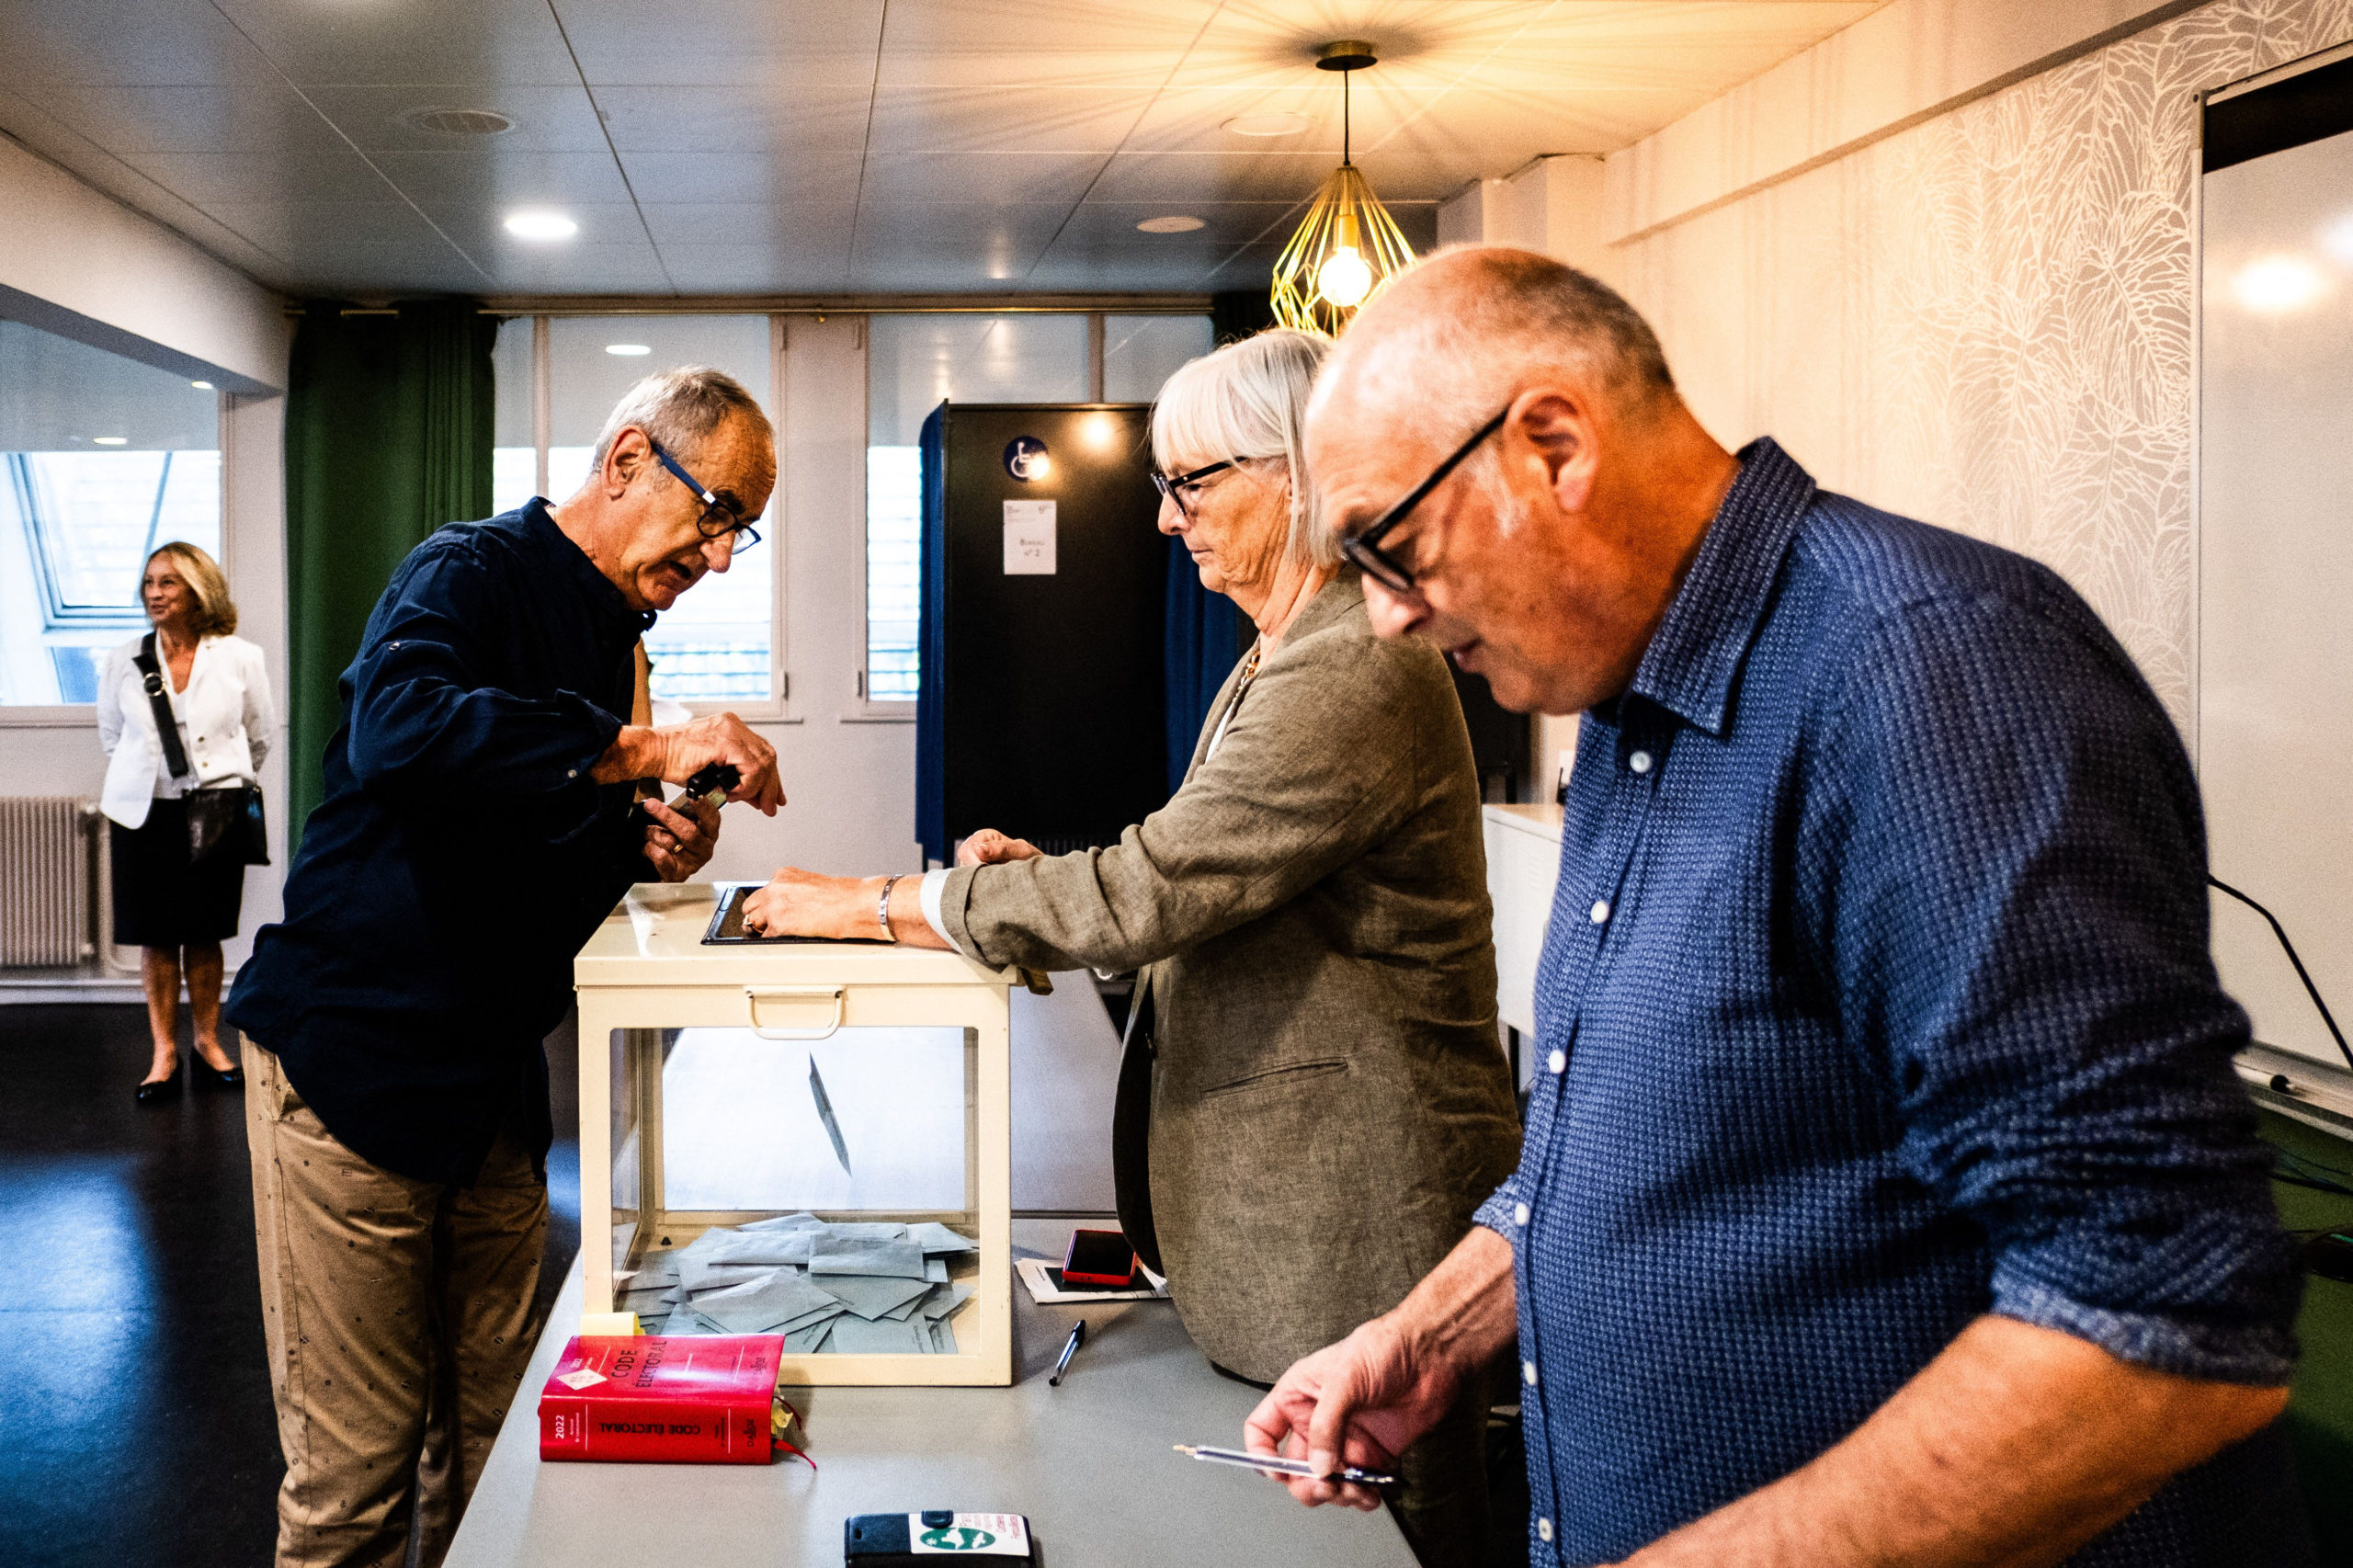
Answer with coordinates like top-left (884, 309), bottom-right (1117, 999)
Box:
top-left (1602, 0), bottom-right (2353, 731)
top-left (695, 315), bottom-right (925, 882)
top-left (0, 134), bottom-right (291, 972)
top-left (0, 133), bottom-right (286, 394)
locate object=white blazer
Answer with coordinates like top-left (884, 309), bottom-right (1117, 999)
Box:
top-left (96, 633), bottom-right (278, 830)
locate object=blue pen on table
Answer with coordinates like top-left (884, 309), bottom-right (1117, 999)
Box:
top-left (1049, 1319), bottom-right (1086, 1386)
top-left (1173, 1444), bottom-right (1397, 1488)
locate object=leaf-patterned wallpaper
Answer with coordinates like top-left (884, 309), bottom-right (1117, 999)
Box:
top-left (1617, 0), bottom-right (2353, 728)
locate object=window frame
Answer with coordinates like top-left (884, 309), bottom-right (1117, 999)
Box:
top-left (0, 386), bottom-right (233, 729)
top-left (501, 311), bottom-right (796, 723)
top-left (851, 308), bottom-right (1211, 721)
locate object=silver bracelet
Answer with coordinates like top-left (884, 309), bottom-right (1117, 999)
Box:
top-left (877, 874), bottom-right (903, 944)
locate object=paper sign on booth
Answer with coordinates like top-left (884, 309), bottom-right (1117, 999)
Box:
top-left (1003, 501), bottom-right (1056, 574)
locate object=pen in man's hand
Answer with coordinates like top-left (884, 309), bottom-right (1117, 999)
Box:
top-left (1173, 1444), bottom-right (1397, 1488)
top-left (1049, 1319), bottom-right (1086, 1386)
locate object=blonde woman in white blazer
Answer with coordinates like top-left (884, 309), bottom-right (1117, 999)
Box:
top-left (96, 541), bottom-right (277, 1106)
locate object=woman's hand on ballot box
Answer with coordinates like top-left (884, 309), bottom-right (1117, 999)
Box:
top-left (595, 711), bottom-right (785, 813)
top-left (955, 828), bottom-right (1041, 867)
top-left (741, 867), bottom-right (951, 949)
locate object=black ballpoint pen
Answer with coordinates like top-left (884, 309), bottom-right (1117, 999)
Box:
top-left (1049, 1319), bottom-right (1086, 1386)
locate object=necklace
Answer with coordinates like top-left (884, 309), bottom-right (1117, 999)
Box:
top-left (1205, 644), bottom-right (1264, 764)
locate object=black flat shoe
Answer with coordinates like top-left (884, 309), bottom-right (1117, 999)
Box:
top-left (134, 1065), bottom-right (183, 1106)
top-left (190, 1054), bottom-right (244, 1091)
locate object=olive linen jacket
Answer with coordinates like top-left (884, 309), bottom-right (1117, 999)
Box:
top-left (938, 576), bottom-right (1522, 1382)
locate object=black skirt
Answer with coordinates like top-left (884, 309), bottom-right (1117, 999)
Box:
top-left (110, 796), bottom-right (245, 948)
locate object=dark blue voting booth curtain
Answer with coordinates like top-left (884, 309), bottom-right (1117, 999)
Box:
top-left (915, 404), bottom-right (950, 866)
top-left (1163, 537), bottom-right (1241, 792)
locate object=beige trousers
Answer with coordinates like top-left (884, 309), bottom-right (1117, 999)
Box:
top-left (244, 1039), bottom-right (549, 1568)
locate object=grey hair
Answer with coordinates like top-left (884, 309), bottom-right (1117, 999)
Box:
top-left (589, 365), bottom-right (772, 471)
top-left (1150, 327), bottom-right (1339, 571)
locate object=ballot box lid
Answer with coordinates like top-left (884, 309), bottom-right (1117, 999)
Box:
top-left (574, 883), bottom-right (1021, 990)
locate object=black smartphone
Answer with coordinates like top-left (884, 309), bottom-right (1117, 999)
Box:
top-left (1062, 1229), bottom-right (1138, 1288)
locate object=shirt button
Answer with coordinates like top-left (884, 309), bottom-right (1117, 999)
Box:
top-left (567, 768), bottom-right (578, 778)
top-left (1588, 899), bottom-right (1610, 924)
top-left (1513, 1202), bottom-right (1530, 1226)
top-left (1522, 1359), bottom-right (1538, 1387)
top-left (1547, 1049), bottom-right (1565, 1074)
top-left (1538, 1517), bottom-right (1554, 1544)
top-left (1628, 749), bottom-right (1652, 774)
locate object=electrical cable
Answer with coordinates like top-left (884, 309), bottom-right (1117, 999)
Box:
top-left (2210, 875), bottom-right (2353, 1074)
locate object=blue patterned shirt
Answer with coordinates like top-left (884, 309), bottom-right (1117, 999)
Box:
top-left (1473, 440), bottom-right (2309, 1567)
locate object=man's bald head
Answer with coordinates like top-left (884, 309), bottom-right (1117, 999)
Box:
top-left (1312, 245), bottom-right (1677, 452)
top-left (1304, 244), bottom-right (1736, 718)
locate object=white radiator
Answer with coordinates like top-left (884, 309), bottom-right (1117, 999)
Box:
top-left (0, 797), bottom-right (97, 966)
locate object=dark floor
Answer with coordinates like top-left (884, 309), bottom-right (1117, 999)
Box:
top-left (0, 1006), bottom-right (579, 1568)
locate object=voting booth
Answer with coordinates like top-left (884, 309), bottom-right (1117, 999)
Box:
top-left (574, 883), bottom-right (1018, 1386)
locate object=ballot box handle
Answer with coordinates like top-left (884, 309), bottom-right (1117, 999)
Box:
top-left (745, 985), bottom-right (846, 1040)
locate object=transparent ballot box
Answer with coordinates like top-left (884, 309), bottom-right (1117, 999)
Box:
top-left (574, 883), bottom-right (1017, 1385)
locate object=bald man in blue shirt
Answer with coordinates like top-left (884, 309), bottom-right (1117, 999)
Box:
top-left (1245, 249), bottom-right (2312, 1568)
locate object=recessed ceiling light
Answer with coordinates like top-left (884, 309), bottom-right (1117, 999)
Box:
top-left (190, 380), bottom-right (213, 390)
top-left (93, 436), bottom-right (127, 445)
top-left (1137, 215), bottom-right (1205, 233)
top-left (1224, 112), bottom-right (1311, 137)
top-left (605, 343), bottom-right (652, 357)
top-left (504, 210), bottom-right (577, 242)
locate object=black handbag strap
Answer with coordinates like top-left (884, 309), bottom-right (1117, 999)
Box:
top-left (131, 633), bottom-right (195, 781)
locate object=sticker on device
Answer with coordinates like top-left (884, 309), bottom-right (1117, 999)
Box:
top-left (909, 1513), bottom-right (1031, 1555)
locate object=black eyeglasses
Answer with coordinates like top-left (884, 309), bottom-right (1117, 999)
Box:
top-left (1338, 406), bottom-right (1510, 593)
top-left (1152, 459), bottom-right (1236, 520)
top-left (648, 437), bottom-right (762, 550)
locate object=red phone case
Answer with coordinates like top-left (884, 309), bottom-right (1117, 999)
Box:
top-left (1062, 1229), bottom-right (1138, 1287)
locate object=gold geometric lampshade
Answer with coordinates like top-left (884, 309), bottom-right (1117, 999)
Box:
top-left (1270, 40), bottom-right (1415, 335)
top-left (1270, 163), bottom-right (1416, 335)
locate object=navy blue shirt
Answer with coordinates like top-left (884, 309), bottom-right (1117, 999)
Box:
top-left (1475, 441), bottom-right (2309, 1566)
top-left (229, 500), bottom-right (654, 1185)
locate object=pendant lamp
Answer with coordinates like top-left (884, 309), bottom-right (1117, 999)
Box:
top-left (1270, 41), bottom-right (1415, 335)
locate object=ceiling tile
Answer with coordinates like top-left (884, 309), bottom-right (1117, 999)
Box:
top-left (285, 245), bottom-right (494, 294)
top-left (0, 0), bottom-right (282, 88)
top-left (475, 242), bottom-right (675, 293)
top-left (198, 200), bottom-right (442, 252)
top-left (0, 81), bottom-right (343, 156)
top-left (114, 147), bottom-right (396, 206)
top-left (659, 243), bottom-right (856, 294)
top-left (205, 0), bottom-right (583, 86)
top-left (876, 0), bottom-right (1221, 89)
top-left (1057, 201), bottom-right (1302, 248)
top-left (612, 151), bottom-right (864, 207)
top-left (634, 202), bottom-right (858, 248)
top-left (863, 86), bottom-right (1144, 155)
top-left (591, 85), bottom-right (877, 156)
top-left (553, 0), bottom-right (887, 89)
top-left (364, 149), bottom-right (636, 208)
top-left (855, 152), bottom-right (1106, 207)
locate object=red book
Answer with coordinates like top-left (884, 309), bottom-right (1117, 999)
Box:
top-left (538, 1335), bottom-right (781, 1464)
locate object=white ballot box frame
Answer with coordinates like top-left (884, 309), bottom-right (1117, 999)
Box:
top-left (574, 883), bottom-right (1018, 1387)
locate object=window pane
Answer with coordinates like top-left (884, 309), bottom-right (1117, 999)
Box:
top-left (1103, 314), bottom-right (1213, 403)
top-left (0, 320), bottom-right (221, 705)
top-left (490, 315), bottom-right (536, 515)
top-left (864, 314), bottom-right (1088, 700)
top-left (544, 315), bottom-right (775, 704)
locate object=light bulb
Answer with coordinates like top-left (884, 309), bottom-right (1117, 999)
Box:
top-left (1316, 245), bottom-right (1373, 309)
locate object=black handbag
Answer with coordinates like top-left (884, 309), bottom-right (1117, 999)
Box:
top-left (133, 633), bottom-right (269, 867)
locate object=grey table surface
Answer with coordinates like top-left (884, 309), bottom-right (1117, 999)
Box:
top-left (445, 1219), bottom-right (1415, 1568)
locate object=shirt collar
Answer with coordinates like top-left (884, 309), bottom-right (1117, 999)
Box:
top-left (1626, 437), bottom-right (1815, 736)
top-left (524, 496), bottom-right (658, 635)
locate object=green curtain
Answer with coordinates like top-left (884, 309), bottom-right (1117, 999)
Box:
top-left (284, 299), bottom-right (496, 848)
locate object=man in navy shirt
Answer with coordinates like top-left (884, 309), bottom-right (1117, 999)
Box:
top-left (228, 368), bottom-right (784, 1568)
top-left (1244, 249), bottom-right (2312, 1566)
